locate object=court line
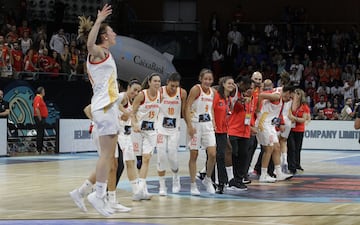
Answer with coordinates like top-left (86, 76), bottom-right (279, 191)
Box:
top-left (311, 153), bottom-right (360, 163)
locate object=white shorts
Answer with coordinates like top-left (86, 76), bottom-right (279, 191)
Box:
top-left (279, 118), bottom-right (292, 138)
top-left (188, 121), bottom-right (216, 150)
top-left (135, 130), bottom-right (157, 155)
top-left (157, 131), bottom-right (180, 152)
top-left (92, 126), bottom-right (119, 158)
top-left (92, 102), bottom-right (120, 136)
top-left (256, 123), bottom-right (279, 146)
top-left (157, 131), bottom-right (180, 171)
top-left (118, 132), bottom-right (135, 161)
top-left (131, 132), bottom-right (142, 156)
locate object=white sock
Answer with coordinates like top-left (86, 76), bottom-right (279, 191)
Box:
top-left (130, 179), bottom-right (138, 194)
top-left (281, 153), bottom-right (288, 165)
top-left (159, 176), bottom-right (166, 189)
top-left (191, 182), bottom-right (197, 188)
top-left (95, 181), bottom-right (107, 198)
top-left (261, 168), bottom-right (267, 176)
top-left (107, 190), bottom-right (116, 203)
top-left (275, 165), bottom-right (282, 175)
top-left (172, 171), bottom-right (179, 180)
top-left (226, 166), bottom-right (234, 180)
top-left (79, 179), bottom-right (93, 196)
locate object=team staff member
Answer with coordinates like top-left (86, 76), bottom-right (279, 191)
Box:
top-left (33, 86), bottom-right (48, 154)
top-left (212, 76), bottom-right (235, 194)
top-left (227, 76), bottom-right (253, 190)
top-left (157, 72), bottom-right (187, 196)
top-left (0, 89), bottom-right (10, 118)
top-left (185, 68), bottom-right (216, 195)
top-left (287, 89), bottom-right (311, 174)
top-left (131, 73), bottom-right (161, 200)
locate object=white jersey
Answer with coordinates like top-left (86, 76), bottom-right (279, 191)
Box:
top-left (118, 92), bottom-right (132, 132)
top-left (190, 84), bottom-right (214, 123)
top-left (282, 100), bottom-right (292, 122)
top-left (157, 86), bottom-right (182, 134)
top-left (137, 89), bottom-right (161, 131)
top-left (87, 52), bottom-right (119, 112)
top-left (256, 88), bottom-right (283, 129)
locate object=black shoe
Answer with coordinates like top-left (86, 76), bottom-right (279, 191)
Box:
top-left (216, 183), bottom-right (224, 194)
top-left (229, 179), bottom-right (248, 191)
top-left (242, 176), bottom-right (251, 184)
top-left (196, 171), bottom-right (206, 181)
top-left (233, 182), bottom-right (247, 191)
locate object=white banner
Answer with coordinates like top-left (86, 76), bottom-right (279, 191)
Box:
top-left (57, 119), bottom-right (359, 153)
top-left (302, 120), bottom-right (359, 150)
top-left (0, 119), bottom-right (7, 156)
top-left (59, 119), bottom-right (96, 153)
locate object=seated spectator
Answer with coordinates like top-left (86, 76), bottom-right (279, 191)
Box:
top-left (330, 81), bottom-right (344, 99)
top-left (343, 78), bottom-right (355, 102)
top-left (318, 61), bottom-right (330, 85)
top-left (340, 97), bottom-right (356, 120)
top-left (317, 82), bottom-right (331, 99)
top-left (11, 41), bottom-right (23, 78)
top-left (329, 62), bottom-right (342, 85)
top-left (303, 61), bottom-right (317, 90)
top-left (323, 101), bottom-right (338, 120)
top-left (313, 94), bottom-right (327, 116)
top-left (332, 95), bottom-right (343, 113)
top-left (314, 109), bottom-right (327, 120)
top-left (289, 57), bottom-right (304, 87)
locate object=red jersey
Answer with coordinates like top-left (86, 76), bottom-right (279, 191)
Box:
top-left (291, 104), bottom-right (310, 132)
top-left (323, 107), bottom-right (335, 120)
top-left (213, 91), bottom-right (229, 133)
top-left (33, 94), bottom-right (48, 118)
top-left (227, 91), bottom-right (251, 138)
top-left (11, 49), bottom-right (23, 71)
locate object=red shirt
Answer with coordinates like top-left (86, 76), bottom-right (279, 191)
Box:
top-left (323, 107), bottom-right (335, 120)
top-left (11, 49), bottom-right (23, 71)
top-left (33, 94), bottom-right (48, 118)
top-left (291, 104), bottom-right (310, 132)
top-left (213, 91), bottom-right (229, 133)
top-left (227, 92), bottom-right (251, 138)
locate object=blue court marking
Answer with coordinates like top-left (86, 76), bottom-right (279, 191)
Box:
top-left (0, 221), bottom-right (162, 225)
top-left (325, 155), bottom-right (360, 166)
top-left (117, 174), bottom-right (360, 204)
top-left (0, 152), bottom-right (98, 165)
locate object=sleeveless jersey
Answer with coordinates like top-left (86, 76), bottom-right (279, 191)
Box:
top-left (256, 88), bottom-right (283, 128)
top-left (137, 89), bottom-right (161, 130)
top-left (157, 86), bottom-right (182, 134)
top-left (118, 92), bottom-right (132, 127)
top-left (190, 84), bottom-right (214, 123)
top-left (87, 52), bottom-right (119, 112)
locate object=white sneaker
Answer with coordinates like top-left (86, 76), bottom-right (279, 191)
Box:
top-left (69, 189), bottom-right (87, 212)
top-left (276, 172), bottom-right (293, 181)
top-left (132, 190), bottom-right (143, 201)
top-left (259, 174), bottom-right (276, 183)
top-left (159, 186), bottom-right (167, 196)
top-left (87, 192), bottom-right (113, 217)
top-left (202, 177), bottom-right (215, 194)
top-left (190, 183), bottom-right (200, 196)
top-left (109, 202), bottom-right (132, 212)
top-left (172, 176), bottom-right (181, 193)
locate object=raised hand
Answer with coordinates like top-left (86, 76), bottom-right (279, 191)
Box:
top-left (96, 4), bottom-right (112, 23)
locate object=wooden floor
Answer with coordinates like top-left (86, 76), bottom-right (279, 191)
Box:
top-left (1, 149), bottom-right (360, 225)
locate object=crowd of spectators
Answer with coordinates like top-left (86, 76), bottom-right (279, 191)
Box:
top-left (1, 4), bottom-right (359, 120)
top-left (206, 6), bottom-right (360, 120)
top-left (0, 17), bottom-right (87, 81)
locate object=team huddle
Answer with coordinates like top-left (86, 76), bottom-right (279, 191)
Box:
top-left (68, 4), bottom-right (311, 217)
